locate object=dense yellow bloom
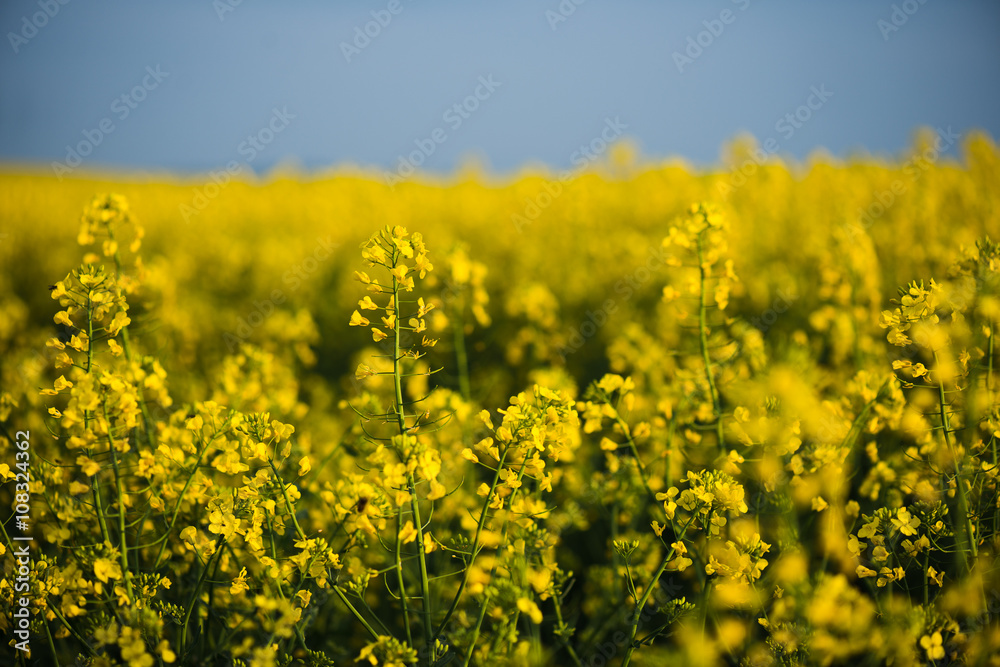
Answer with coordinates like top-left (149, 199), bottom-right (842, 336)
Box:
top-left (2, 136), bottom-right (1000, 666)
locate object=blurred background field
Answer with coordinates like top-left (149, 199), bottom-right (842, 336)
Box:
top-left (2, 132), bottom-right (998, 405)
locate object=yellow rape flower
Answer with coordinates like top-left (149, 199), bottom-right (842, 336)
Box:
top-left (920, 632), bottom-right (944, 660)
top-left (230, 567), bottom-right (249, 595)
top-left (93, 558), bottom-right (122, 583)
top-left (517, 597), bottom-right (543, 624)
top-left (398, 521), bottom-right (418, 544)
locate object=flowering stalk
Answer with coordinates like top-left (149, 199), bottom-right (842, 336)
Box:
top-left (661, 203), bottom-right (738, 457)
top-left (457, 388), bottom-right (577, 663)
top-left (79, 195), bottom-right (159, 449)
top-left (349, 226), bottom-right (439, 664)
top-left (393, 270), bottom-right (435, 661)
top-left (462, 459), bottom-right (531, 667)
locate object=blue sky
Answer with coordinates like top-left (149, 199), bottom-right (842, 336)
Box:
top-left (1, 0), bottom-right (998, 175)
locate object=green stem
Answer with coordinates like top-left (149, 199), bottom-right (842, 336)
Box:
top-left (462, 593), bottom-right (490, 667)
top-left (553, 591), bottom-right (584, 667)
top-left (435, 448), bottom-right (509, 638)
top-left (462, 460), bottom-right (530, 664)
top-left (611, 407), bottom-right (659, 513)
top-left (923, 550), bottom-right (930, 607)
top-left (621, 516), bottom-right (694, 667)
top-left (42, 614), bottom-right (60, 666)
top-left (933, 351), bottom-right (977, 568)
top-left (269, 458), bottom-right (307, 541)
top-left (180, 538), bottom-right (224, 655)
top-left (696, 230), bottom-right (724, 453)
top-left (396, 512), bottom-right (414, 648)
top-left (407, 476), bottom-right (433, 660)
top-left (92, 480), bottom-right (111, 546)
top-left (700, 578), bottom-right (714, 636)
top-left (46, 602), bottom-right (98, 657)
top-left (333, 586), bottom-right (382, 640)
top-left (104, 403), bottom-right (133, 600)
top-left (988, 325), bottom-right (994, 407)
top-left (85, 300), bottom-right (94, 375)
top-left (391, 252), bottom-right (434, 663)
top-left (83, 306), bottom-right (111, 547)
top-left (108, 225), bottom-right (157, 450)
